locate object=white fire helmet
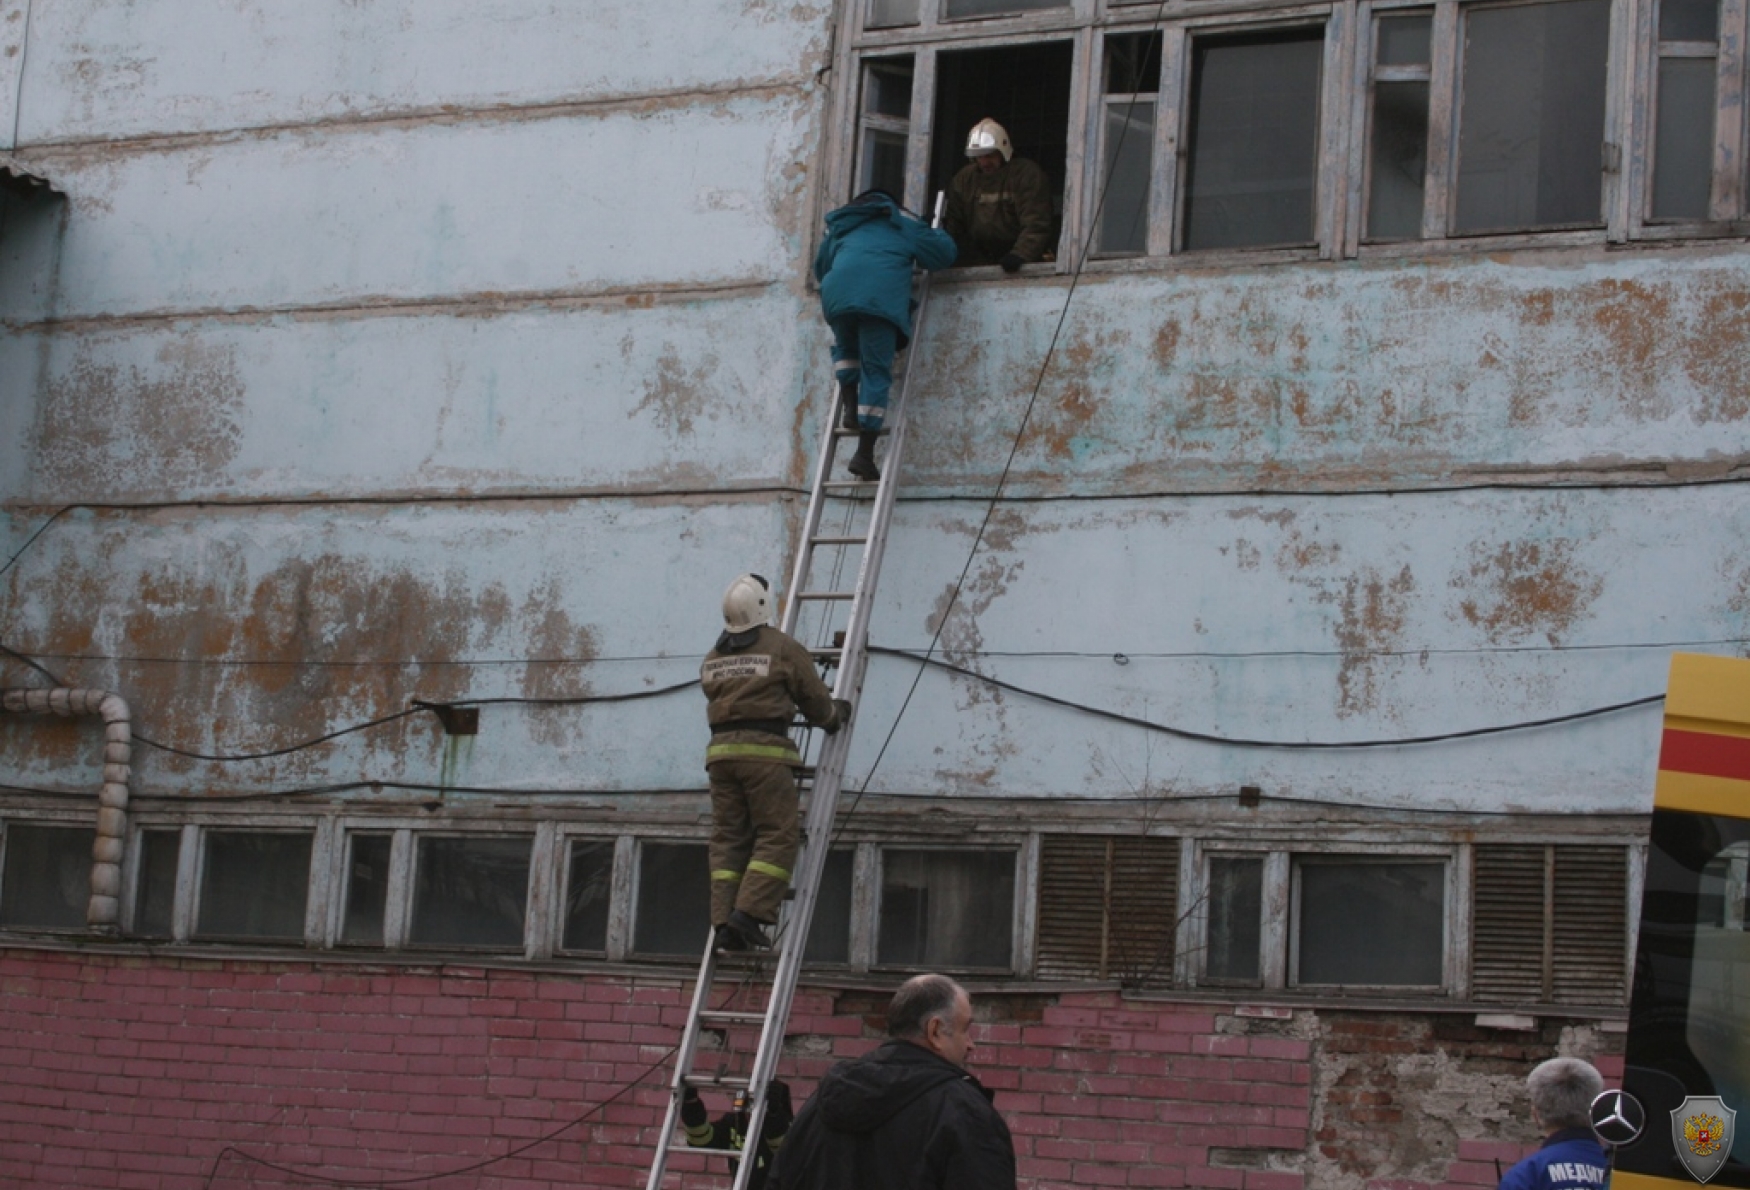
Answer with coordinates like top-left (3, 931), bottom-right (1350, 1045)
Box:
top-left (964, 118), bottom-right (1013, 162)
top-left (722, 573), bottom-right (774, 633)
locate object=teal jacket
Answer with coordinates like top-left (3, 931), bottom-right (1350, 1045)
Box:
top-left (813, 193), bottom-right (957, 344)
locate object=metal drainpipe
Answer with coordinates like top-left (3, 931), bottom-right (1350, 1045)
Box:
top-left (1, 688), bottom-right (132, 932)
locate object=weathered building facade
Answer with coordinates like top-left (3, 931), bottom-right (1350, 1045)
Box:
top-left (1, 0), bottom-right (1744, 1186)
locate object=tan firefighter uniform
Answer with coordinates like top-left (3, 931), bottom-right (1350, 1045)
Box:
top-left (701, 624), bottom-right (844, 926)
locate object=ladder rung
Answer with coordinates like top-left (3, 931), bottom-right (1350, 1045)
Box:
top-left (831, 425), bottom-right (889, 437)
top-left (686, 1073), bottom-right (752, 1089)
top-left (810, 535), bottom-right (867, 546)
top-left (808, 648), bottom-right (844, 661)
top-left (822, 480), bottom-right (878, 491)
top-left (797, 591), bottom-right (855, 601)
top-left (698, 1010), bottom-right (766, 1025)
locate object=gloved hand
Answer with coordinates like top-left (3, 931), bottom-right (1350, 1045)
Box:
top-left (1000, 252), bottom-right (1025, 273)
top-left (763, 1080), bottom-right (794, 1137)
top-left (680, 1084), bottom-right (708, 1129)
top-left (827, 699), bottom-right (853, 733)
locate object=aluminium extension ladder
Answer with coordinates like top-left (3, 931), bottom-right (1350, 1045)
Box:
top-left (644, 195), bottom-right (947, 1190)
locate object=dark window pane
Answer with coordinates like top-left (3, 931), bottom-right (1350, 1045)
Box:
top-left (1, 824), bottom-right (90, 929)
top-left (634, 841), bottom-right (709, 957)
top-left (408, 835), bottom-right (530, 949)
top-left (1297, 859), bottom-right (1444, 986)
top-left (1455, 0), bottom-right (1609, 234)
top-left (340, 833), bottom-right (391, 945)
top-left (945, 0), bottom-right (1065, 15)
top-left (1207, 856), bottom-right (1263, 982)
top-left (562, 839), bottom-right (614, 953)
top-left (862, 132), bottom-right (909, 203)
top-left (1106, 32), bottom-right (1163, 94)
top-left (804, 849), bottom-right (854, 964)
top-left (1097, 101), bottom-right (1155, 255)
top-left (1183, 29), bottom-right (1324, 251)
top-left (878, 850), bottom-right (1014, 969)
top-left (134, 829), bottom-right (179, 939)
top-left (864, 59), bottom-right (913, 119)
top-left (1653, 57), bottom-right (1716, 220)
top-left (1377, 13), bottom-right (1432, 65)
top-left (1661, 0), bottom-right (1719, 41)
top-left (1367, 81), bottom-right (1430, 240)
top-left (867, 0), bottom-right (919, 27)
top-left (197, 832), bottom-right (311, 941)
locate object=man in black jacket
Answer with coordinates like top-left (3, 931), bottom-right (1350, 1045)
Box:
top-left (768, 974), bottom-right (1016, 1190)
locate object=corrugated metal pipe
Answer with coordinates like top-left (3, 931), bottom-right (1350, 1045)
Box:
top-left (1, 688), bottom-right (132, 932)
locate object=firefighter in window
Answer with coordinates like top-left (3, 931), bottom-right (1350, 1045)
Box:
top-left (681, 1079), bottom-right (793, 1190)
top-left (944, 118), bottom-right (1054, 272)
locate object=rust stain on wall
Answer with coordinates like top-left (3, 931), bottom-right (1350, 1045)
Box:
top-left (36, 338), bottom-right (245, 489)
top-left (1323, 565), bottom-right (1415, 717)
top-left (1687, 286), bottom-right (1750, 420)
top-left (1454, 539), bottom-right (1601, 646)
top-left (629, 343), bottom-right (719, 436)
top-left (1152, 318), bottom-right (1181, 371)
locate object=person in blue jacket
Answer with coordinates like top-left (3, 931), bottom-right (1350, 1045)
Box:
top-left (813, 189), bottom-right (957, 480)
top-left (1497, 1057), bottom-right (1610, 1190)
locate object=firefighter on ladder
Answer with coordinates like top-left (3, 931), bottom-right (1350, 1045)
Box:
top-left (701, 574), bottom-right (850, 950)
top-left (680, 1080), bottom-right (794, 1190)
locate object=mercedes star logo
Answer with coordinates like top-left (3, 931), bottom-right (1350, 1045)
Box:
top-left (1591, 1089), bottom-right (1647, 1147)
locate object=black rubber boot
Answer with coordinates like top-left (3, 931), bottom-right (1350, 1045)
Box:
top-left (847, 432), bottom-right (880, 481)
top-left (837, 376), bottom-right (860, 430)
top-left (727, 909), bottom-right (773, 950)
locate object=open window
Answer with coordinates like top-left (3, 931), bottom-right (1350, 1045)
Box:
top-left (929, 41), bottom-right (1073, 263)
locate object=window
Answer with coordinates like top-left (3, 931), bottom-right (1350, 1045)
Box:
top-left (1453, 0), bottom-right (1610, 235)
top-left (1183, 28), bottom-right (1325, 251)
top-left (1365, 12), bottom-right (1433, 241)
top-left (1293, 857), bottom-right (1445, 987)
top-left (929, 40), bottom-right (1072, 260)
top-left (838, 0), bottom-right (1742, 261)
top-left (1650, 0), bottom-right (1721, 220)
top-left (1192, 845), bottom-right (1454, 992)
top-left (340, 832), bottom-right (392, 945)
top-left (562, 838), bottom-right (614, 953)
top-left (878, 848), bottom-right (1015, 969)
top-left (1205, 853), bottom-right (1264, 984)
top-left (1094, 33), bottom-right (1162, 256)
top-left (196, 830), bottom-right (311, 942)
top-left (804, 848), bottom-right (856, 964)
top-left (0, 822), bottom-right (91, 930)
top-left (133, 828), bottom-right (180, 939)
top-left (408, 835), bottom-right (531, 950)
top-left (634, 841), bottom-right (709, 958)
top-left (857, 57), bottom-right (915, 200)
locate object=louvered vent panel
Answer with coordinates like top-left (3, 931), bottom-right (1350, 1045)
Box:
top-left (1036, 835), bottom-right (1113, 979)
top-left (1107, 836), bottom-right (1179, 988)
top-left (1472, 845), bottom-right (1548, 1003)
top-left (1551, 845), bottom-right (1628, 1006)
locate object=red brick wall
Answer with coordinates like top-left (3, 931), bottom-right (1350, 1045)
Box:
top-left (0, 948), bottom-right (1621, 1190)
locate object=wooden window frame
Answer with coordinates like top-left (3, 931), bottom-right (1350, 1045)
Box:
top-left (831, 0), bottom-right (1742, 268)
